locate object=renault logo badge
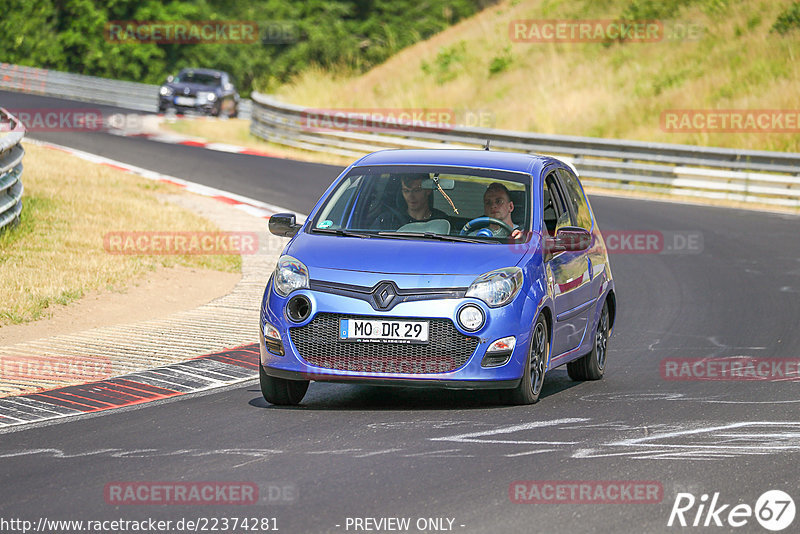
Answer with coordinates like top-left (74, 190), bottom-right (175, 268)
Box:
top-left (372, 282), bottom-right (397, 310)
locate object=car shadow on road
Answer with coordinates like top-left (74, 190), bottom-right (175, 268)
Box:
top-left (247, 369), bottom-right (582, 411)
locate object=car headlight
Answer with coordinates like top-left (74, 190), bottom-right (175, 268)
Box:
top-left (274, 255), bottom-right (309, 297)
top-left (197, 91), bottom-right (216, 102)
top-left (159, 86), bottom-right (173, 96)
top-left (466, 267), bottom-right (524, 307)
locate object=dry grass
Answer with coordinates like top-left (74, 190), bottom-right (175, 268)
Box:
top-left (0, 143), bottom-right (241, 326)
top-left (278, 0), bottom-right (800, 152)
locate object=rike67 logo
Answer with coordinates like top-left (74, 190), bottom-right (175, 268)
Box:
top-left (668, 490), bottom-right (795, 531)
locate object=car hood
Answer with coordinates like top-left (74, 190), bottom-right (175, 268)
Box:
top-left (286, 231), bottom-right (529, 277)
top-left (167, 82), bottom-right (219, 93)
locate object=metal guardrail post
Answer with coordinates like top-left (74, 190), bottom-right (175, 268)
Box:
top-left (0, 108), bottom-right (25, 231)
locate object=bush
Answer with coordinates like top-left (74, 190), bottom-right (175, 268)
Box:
top-left (0, 0), bottom-right (495, 96)
top-left (488, 47), bottom-right (512, 76)
top-left (421, 41), bottom-right (468, 83)
top-left (771, 1), bottom-right (800, 34)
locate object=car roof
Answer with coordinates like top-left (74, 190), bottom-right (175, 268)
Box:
top-left (351, 149), bottom-right (559, 175)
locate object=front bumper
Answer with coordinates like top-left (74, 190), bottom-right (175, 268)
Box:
top-left (259, 278), bottom-right (536, 389)
top-left (158, 96), bottom-right (217, 113)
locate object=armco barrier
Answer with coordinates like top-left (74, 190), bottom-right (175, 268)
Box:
top-left (0, 63), bottom-right (251, 119)
top-left (0, 108), bottom-right (25, 231)
top-left (249, 92), bottom-right (800, 209)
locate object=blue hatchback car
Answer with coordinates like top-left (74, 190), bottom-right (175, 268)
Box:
top-left (259, 149), bottom-right (616, 405)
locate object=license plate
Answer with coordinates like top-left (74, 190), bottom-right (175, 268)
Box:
top-left (174, 96), bottom-right (196, 106)
top-left (339, 319), bottom-right (429, 344)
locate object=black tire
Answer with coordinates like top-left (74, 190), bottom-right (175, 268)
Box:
top-left (230, 105), bottom-right (239, 119)
top-left (567, 299), bottom-right (610, 381)
top-left (505, 315), bottom-right (549, 405)
top-left (259, 365), bottom-right (309, 406)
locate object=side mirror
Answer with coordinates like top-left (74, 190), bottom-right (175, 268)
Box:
top-left (166, 75), bottom-right (174, 83)
top-left (545, 226), bottom-right (591, 258)
top-left (269, 213), bottom-right (302, 237)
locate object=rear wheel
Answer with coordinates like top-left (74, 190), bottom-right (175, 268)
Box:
top-left (567, 299), bottom-right (609, 381)
top-left (259, 365), bottom-right (309, 405)
top-left (505, 315), bottom-right (548, 405)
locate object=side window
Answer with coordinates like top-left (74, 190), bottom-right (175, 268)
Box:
top-left (543, 172), bottom-right (569, 235)
top-left (557, 168), bottom-right (592, 230)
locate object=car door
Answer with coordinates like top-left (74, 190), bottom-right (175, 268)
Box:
top-left (557, 166), bottom-right (606, 311)
top-left (543, 168), bottom-right (595, 358)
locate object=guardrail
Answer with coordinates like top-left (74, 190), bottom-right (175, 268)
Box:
top-left (0, 108), bottom-right (25, 231)
top-left (250, 92), bottom-right (800, 209)
top-left (0, 63), bottom-right (251, 119)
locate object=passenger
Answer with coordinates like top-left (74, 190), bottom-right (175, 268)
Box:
top-left (483, 182), bottom-right (522, 239)
top-left (371, 174), bottom-right (448, 229)
top-left (400, 174), bottom-right (448, 224)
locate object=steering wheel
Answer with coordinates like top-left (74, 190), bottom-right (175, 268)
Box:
top-left (460, 217), bottom-right (514, 237)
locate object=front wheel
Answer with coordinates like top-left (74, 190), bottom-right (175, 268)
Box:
top-left (505, 315), bottom-right (548, 405)
top-left (567, 299), bottom-right (610, 381)
top-left (259, 365), bottom-right (309, 405)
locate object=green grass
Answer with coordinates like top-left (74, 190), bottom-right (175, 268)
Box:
top-left (277, 0), bottom-right (800, 153)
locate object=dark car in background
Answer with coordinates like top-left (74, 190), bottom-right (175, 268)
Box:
top-left (158, 68), bottom-right (239, 117)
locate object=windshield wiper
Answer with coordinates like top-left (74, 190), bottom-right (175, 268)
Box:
top-left (311, 228), bottom-right (373, 238)
top-left (377, 231), bottom-right (489, 244)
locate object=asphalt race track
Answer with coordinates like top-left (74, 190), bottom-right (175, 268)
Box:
top-left (1, 90), bottom-right (799, 533)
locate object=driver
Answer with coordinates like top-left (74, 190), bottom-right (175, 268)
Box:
top-left (483, 182), bottom-right (522, 239)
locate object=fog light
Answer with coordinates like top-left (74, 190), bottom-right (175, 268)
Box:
top-left (482, 336), bottom-right (515, 367)
top-left (286, 295), bottom-right (311, 323)
top-left (263, 322), bottom-right (284, 356)
top-left (458, 304), bottom-right (485, 332)
top-left (487, 336), bottom-right (516, 353)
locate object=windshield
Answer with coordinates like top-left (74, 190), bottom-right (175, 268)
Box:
top-left (174, 72), bottom-right (222, 86)
top-left (311, 166), bottom-right (530, 241)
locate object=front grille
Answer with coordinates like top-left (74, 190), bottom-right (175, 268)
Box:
top-left (289, 313), bottom-right (479, 374)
